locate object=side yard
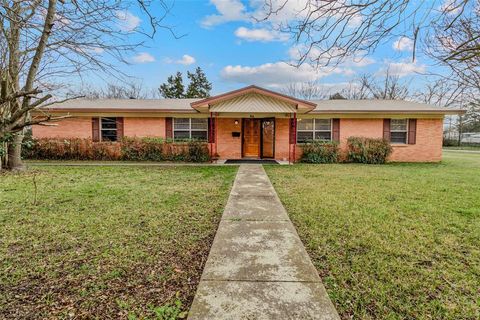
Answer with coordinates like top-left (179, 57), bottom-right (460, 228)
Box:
top-left (266, 153), bottom-right (480, 320)
top-left (0, 165), bottom-right (237, 319)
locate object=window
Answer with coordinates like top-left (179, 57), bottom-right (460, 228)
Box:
top-left (390, 119), bottom-right (408, 144)
top-left (297, 119), bottom-right (331, 143)
top-left (101, 117), bottom-right (118, 141)
top-left (173, 118), bottom-right (208, 141)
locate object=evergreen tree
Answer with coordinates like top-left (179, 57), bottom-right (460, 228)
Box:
top-left (158, 72), bottom-right (185, 98)
top-left (185, 67), bottom-right (212, 98)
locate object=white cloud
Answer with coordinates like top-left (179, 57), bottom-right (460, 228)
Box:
top-left (378, 61), bottom-right (426, 77)
top-left (201, 0), bottom-right (248, 27)
top-left (132, 52), bottom-right (155, 64)
top-left (220, 62), bottom-right (347, 87)
top-left (164, 54), bottom-right (196, 65)
top-left (234, 27), bottom-right (289, 42)
top-left (116, 11), bottom-right (141, 32)
top-left (392, 37), bottom-right (414, 52)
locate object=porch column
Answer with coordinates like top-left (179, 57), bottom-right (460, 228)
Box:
top-left (288, 113), bottom-right (292, 164)
top-left (215, 112), bottom-right (218, 157)
top-left (209, 111), bottom-right (213, 162)
top-left (293, 112), bottom-right (297, 163)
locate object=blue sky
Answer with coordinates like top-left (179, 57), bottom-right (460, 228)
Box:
top-left (86, 0), bottom-right (445, 96)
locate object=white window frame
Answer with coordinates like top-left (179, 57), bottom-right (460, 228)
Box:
top-left (173, 118), bottom-right (208, 141)
top-left (390, 119), bottom-right (408, 144)
top-left (100, 117), bottom-right (117, 141)
top-left (297, 118), bottom-right (332, 143)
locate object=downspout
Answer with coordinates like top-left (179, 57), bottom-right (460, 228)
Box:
top-left (293, 111), bottom-right (297, 164)
top-left (215, 112), bottom-right (218, 158)
top-left (288, 113), bottom-right (291, 164)
top-left (210, 111), bottom-right (213, 162)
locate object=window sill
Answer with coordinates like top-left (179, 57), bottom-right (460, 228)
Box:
top-left (391, 144), bottom-right (409, 147)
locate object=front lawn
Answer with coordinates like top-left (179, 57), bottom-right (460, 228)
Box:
top-left (266, 153), bottom-right (480, 320)
top-left (0, 165), bottom-right (237, 319)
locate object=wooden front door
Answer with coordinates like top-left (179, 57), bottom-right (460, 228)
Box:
top-left (243, 119), bottom-right (260, 158)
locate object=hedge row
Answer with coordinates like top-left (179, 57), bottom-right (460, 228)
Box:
top-left (23, 137), bottom-right (210, 162)
top-left (301, 137), bottom-right (393, 164)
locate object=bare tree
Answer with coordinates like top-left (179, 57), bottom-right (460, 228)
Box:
top-left (0, 1), bottom-right (174, 170)
top-left (68, 82), bottom-right (150, 99)
top-left (258, 0), bottom-right (475, 67)
top-left (281, 81), bottom-right (327, 99)
top-left (339, 81), bottom-right (370, 100)
top-left (338, 72), bottom-right (410, 100)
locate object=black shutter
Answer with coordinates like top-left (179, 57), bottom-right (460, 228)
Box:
top-left (165, 117), bottom-right (173, 140)
top-left (408, 119), bottom-right (417, 144)
top-left (332, 118), bottom-right (340, 142)
top-left (92, 117), bottom-right (100, 142)
top-left (383, 119), bottom-right (391, 141)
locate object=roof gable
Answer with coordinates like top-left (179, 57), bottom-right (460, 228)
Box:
top-left (191, 85), bottom-right (316, 113)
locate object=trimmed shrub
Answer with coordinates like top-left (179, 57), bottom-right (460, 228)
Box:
top-left (301, 140), bottom-right (339, 163)
top-left (347, 136), bottom-right (392, 164)
top-left (24, 137), bottom-right (210, 162)
top-left (186, 140), bottom-right (210, 162)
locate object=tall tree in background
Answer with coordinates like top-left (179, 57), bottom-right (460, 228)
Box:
top-left (186, 67), bottom-right (212, 98)
top-left (0, 1), bottom-right (174, 170)
top-left (158, 72), bottom-right (185, 98)
top-left (159, 68), bottom-right (212, 98)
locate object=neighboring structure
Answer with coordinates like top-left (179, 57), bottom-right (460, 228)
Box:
top-left (33, 85), bottom-right (464, 162)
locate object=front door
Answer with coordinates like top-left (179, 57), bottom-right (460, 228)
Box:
top-left (243, 119), bottom-right (260, 158)
top-left (261, 119), bottom-right (275, 158)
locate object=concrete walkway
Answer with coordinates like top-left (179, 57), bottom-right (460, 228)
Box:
top-left (188, 165), bottom-right (340, 320)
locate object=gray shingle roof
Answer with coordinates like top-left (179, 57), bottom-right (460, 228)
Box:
top-left (310, 99), bottom-right (459, 113)
top-left (43, 98), bottom-right (200, 111)
top-left (42, 97), bottom-right (462, 114)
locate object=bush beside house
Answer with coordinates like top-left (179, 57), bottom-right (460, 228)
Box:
top-left (23, 138), bottom-right (210, 162)
top-left (347, 136), bottom-right (393, 164)
top-left (301, 141), bottom-right (340, 163)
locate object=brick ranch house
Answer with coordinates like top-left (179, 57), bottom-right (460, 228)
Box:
top-left (33, 85), bottom-right (463, 162)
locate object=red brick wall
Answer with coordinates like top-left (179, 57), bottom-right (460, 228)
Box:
top-left (32, 117), bottom-right (167, 140)
top-left (123, 117), bottom-right (165, 137)
top-left (213, 118), bottom-right (242, 159)
top-left (32, 117), bottom-right (92, 139)
top-left (389, 119), bottom-right (443, 162)
top-left (294, 118), bottom-right (443, 162)
top-left (32, 116), bottom-right (444, 162)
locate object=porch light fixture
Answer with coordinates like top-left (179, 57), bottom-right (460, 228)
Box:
top-left (234, 120), bottom-right (239, 125)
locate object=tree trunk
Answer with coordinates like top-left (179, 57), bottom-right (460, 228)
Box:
top-left (7, 132), bottom-right (25, 171)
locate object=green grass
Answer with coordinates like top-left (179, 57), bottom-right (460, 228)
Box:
top-left (0, 165), bottom-right (237, 319)
top-left (266, 153), bottom-right (480, 320)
